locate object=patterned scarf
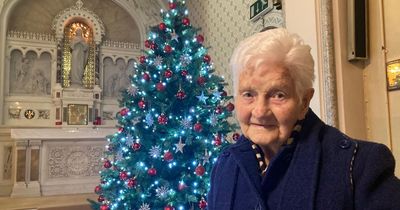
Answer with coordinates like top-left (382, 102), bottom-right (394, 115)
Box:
top-left (251, 120), bottom-right (303, 176)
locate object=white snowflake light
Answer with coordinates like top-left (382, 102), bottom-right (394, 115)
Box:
top-left (180, 117), bottom-right (192, 129)
top-left (149, 146), bottom-right (162, 158)
top-left (154, 56), bottom-right (163, 66)
top-left (180, 54), bottom-right (191, 67)
top-left (139, 203), bottom-right (151, 210)
top-left (126, 134), bottom-right (134, 146)
top-left (209, 113), bottom-right (218, 126)
top-left (116, 150), bottom-right (124, 161)
top-left (126, 86), bottom-right (138, 96)
top-left (155, 186), bottom-right (169, 199)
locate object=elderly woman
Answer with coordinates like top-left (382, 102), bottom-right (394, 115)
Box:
top-left (207, 28), bottom-right (400, 209)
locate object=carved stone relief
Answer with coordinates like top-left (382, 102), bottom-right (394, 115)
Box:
top-left (102, 111), bottom-right (114, 120)
top-left (103, 58), bottom-right (134, 98)
top-left (38, 110), bottom-right (50, 119)
top-left (8, 108), bottom-right (21, 119)
top-left (47, 145), bottom-right (103, 178)
top-left (9, 50), bottom-right (51, 96)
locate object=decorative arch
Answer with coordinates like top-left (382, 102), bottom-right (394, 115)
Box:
top-left (112, 0), bottom-right (166, 48)
top-left (51, 0), bottom-right (105, 44)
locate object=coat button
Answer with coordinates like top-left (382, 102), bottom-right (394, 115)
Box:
top-left (338, 139), bottom-right (351, 149)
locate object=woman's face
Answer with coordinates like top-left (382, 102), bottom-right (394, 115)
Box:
top-left (235, 63), bottom-right (312, 152)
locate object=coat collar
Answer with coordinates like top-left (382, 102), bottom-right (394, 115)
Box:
top-left (277, 109), bottom-right (324, 209)
top-left (228, 109), bottom-right (325, 209)
top-left (228, 136), bottom-right (265, 204)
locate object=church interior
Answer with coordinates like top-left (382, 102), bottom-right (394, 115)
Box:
top-left (0, 0), bottom-right (399, 209)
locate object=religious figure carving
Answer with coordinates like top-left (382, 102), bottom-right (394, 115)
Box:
top-left (70, 28), bottom-right (89, 87)
top-left (15, 57), bottom-right (31, 84)
top-left (30, 68), bottom-right (50, 95)
top-left (106, 61), bottom-right (130, 97)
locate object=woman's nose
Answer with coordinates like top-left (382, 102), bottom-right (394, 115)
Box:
top-left (252, 98), bottom-right (270, 118)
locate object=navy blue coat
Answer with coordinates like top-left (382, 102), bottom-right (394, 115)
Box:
top-left (207, 110), bottom-right (400, 210)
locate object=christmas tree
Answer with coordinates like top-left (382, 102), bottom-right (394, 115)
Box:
top-left (92, 0), bottom-right (237, 209)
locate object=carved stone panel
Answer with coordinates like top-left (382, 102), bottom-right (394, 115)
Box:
top-left (9, 50), bottom-right (51, 96)
top-left (47, 144), bottom-right (103, 178)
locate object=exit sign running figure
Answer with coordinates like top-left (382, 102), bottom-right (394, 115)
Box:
top-left (250, 0), bottom-right (273, 22)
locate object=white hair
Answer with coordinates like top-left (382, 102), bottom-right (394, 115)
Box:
top-left (230, 28), bottom-right (315, 98)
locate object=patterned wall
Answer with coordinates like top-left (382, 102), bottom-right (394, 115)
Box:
top-left (186, 1), bottom-right (283, 94)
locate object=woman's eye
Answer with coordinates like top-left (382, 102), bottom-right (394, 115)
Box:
top-left (241, 92), bottom-right (253, 98)
top-left (271, 91), bottom-right (286, 100)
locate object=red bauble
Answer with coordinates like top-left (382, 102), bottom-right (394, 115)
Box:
top-left (164, 205), bottom-right (175, 210)
top-left (156, 82), bottom-right (165, 91)
top-left (164, 69), bottom-right (173, 78)
top-left (100, 204), bottom-right (110, 210)
top-left (215, 106), bottom-right (223, 114)
top-left (103, 160), bottom-right (112, 168)
top-left (120, 108), bottom-right (129, 116)
top-left (193, 122), bottom-right (203, 132)
top-left (168, 2), bottom-right (176, 9)
top-left (203, 55), bottom-right (211, 63)
top-left (181, 70), bottom-right (188, 77)
top-left (232, 133), bottom-right (240, 141)
top-left (182, 17), bottom-right (190, 26)
top-left (195, 164), bottom-right (205, 176)
top-left (132, 142), bottom-right (141, 151)
top-left (158, 114), bottom-right (168, 125)
top-left (94, 185), bottom-right (102, 194)
top-left (139, 56), bottom-right (146, 64)
top-left (119, 171), bottom-right (128, 180)
top-left (159, 22), bottom-right (167, 30)
top-left (164, 45), bottom-right (172, 53)
top-left (118, 127), bottom-right (124, 133)
top-left (221, 90), bottom-right (228, 97)
top-left (226, 102), bottom-right (235, 112)
top-left (150, 43), bottom-right (158, 50)
top-left (214, 135), bottom-right (222, 146)
top-left (196, 34), bottom-right (204, 43)
top-left (97, 195), bottom-right (105, 202)
top-left (197, 76), bottom-right (206, 86)
top-left (127, 178), bottom-right (137, 188)
top-left (198, 199), bottom-right (208, 209)
top-left (176, 90), bottom-right (186, 99)
top-left (145, 40), bottom-right (152, 48)
top-left (163, 151), bottom-right (173, 162)
top-left (138, 99), bottom-right (146, 109)
top-left (143, 72), bottom-right (151, 81)
top-left (148, 167), bottom-right (157, 176)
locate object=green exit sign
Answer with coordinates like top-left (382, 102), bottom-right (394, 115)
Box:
top-left (250, 0), bottom-right (273, 22)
